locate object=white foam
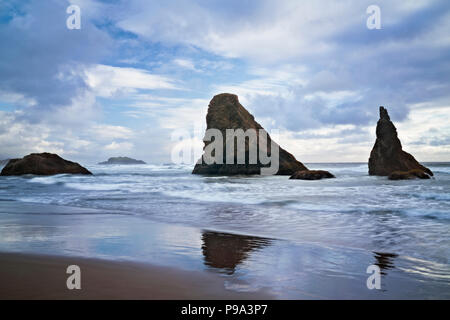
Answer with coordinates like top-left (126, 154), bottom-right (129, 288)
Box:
top-left (65, 183), bottom-right (119, 191)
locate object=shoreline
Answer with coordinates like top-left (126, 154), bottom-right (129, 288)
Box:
top-left (0, 251), bottom-right (273, 300)
top-left (0, 200), bottom-right (449, 299)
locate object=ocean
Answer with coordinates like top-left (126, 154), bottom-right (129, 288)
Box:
top-left (0, 162), bottom-right (449, 298)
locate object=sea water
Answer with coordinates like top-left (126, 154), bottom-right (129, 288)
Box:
top-left (0, 162), bottom-right (449, 298)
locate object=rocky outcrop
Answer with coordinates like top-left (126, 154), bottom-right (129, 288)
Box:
top-left (0, 153), bottom-right (92, 176)
top-left (388, 169), bottom-right (431, 180)
top-left (192, 93), bottom-right (308, 175)
top-left (98, 157), bottom-right (146, 165)
top-left (289, 170), bottom-right (335, 180)
top-left (368, 107), bottom-right (433, 177)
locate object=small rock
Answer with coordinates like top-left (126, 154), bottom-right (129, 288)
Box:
top-left (388, 169), bottom-right (431, 180)
top-left (289, 170), bottom-right (335, 180)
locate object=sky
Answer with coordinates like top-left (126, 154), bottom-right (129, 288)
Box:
top-left (0, 0), bottom-right (449, 164)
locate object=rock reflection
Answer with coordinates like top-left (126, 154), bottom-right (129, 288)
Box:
top-left (201, 230), bottom-right (272, 274)
top-left (373, 252), bottom-right (398, 275)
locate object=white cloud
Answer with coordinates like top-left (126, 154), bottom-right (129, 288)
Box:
top-left (117, 0), bottom-right (439, 63)
top-left (275, 125), bottom-right (373, 163)
top-left (117, 0), bottom-right (350, 62)
top-left (0, 105), bottom-right (140, 163)
top-left (90, 124), bottom-right (134, 140)
top-left (84, 64), bottom-right (181, 97)
top-left (0, 91), bottom-right (37, 107)
top-left (104, 141), bottom-right (134, 151)
top-left (397, 105), bottom-right (450, 161)
top-left (120, 94), bottom-right (209, 130)
top-left (213, 65), bottom-right (308, 106)
top-left (173, 58), bottom-right (198, 71)
top-left (0, 111), bottom-right (64, 157)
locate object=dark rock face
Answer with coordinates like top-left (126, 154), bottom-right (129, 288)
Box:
top-left (0, 153), bottom-right (92, 176)
top-left (192, 93), bottom-right (308, 175)
top-left (289, 170), bottom-right (335, 180)
top-left (98, 157), bottom-right (146, 165)
top-left (368, 107), bottom-right (433, 176)
top-left (388, 169), bottom-right (431, 180)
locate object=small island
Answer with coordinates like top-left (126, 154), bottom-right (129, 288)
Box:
top-left (0, 153), bottom-right (92, 176)
top-left (98, 157), bottom-right (146, 165)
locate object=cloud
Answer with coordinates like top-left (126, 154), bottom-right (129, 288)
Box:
top-left (0, 111), bottom-right (65, 157)
top-left (85, 64), bottom-right (181, 97)
top-left (90, 124), bottom-right (134, 140)
top-left (0, 0), bottom-right (449, 163)
top-left (0, 109), bottom-right (143, 163)
top-left (0, 1), bottom-right (186, 163)
top-left (172, 59), bottom-right (198, 72)
top-left (0, 0), bottom-right (113, 118)
top-left (116, 0), bottom-right (355, 62)
top-left (116, 0), bottom-right (450, 133)
top-left (104, 141), bottom-right (133, 151)
top-left (117, 1), bottom-right (445, 62)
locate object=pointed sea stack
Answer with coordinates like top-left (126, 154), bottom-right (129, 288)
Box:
top-left (192, 93), bottom-right (307, 175)
top-left (368, 107), bottom-right (433, 178)
top-left (0, 153), bottom-right (92, 176)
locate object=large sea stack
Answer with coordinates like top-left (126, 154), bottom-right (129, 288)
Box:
top-left (0, 153), bottom-right (92, 176)
top-left (192, 93), bottom-right (307, 175)
top-left (368, 107), bottom-right (433, 178)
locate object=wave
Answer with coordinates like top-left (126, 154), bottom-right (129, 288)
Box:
top-left (27, 176), bottom-right (67, 185)
top-left (64, 183), bottom-right (120, 191)
top-left (412, 192), bottom-right (450, 202)
top-left (399, 255), bottom-right (450, 280)
top-left (2, 163), bottom-right (448, 222)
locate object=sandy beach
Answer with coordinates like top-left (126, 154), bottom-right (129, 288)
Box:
top-left (0, 252), bottom-right (271, 300)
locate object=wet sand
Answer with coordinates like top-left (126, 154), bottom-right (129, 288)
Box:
top-left (0, 202), bottom-right (448, 299)
top-left (0, 252), bottom-right (272, 300)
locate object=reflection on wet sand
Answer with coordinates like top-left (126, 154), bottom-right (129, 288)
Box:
top-left (373, 252), bottom-right (398, 275)
top-left (201, 231), bottom-right (272, 274)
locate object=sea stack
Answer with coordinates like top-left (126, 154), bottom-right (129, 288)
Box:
top-left (368, 107), bottom-right (433, 178)
top-left (192, 93), bottom-right (307, 175)
top-left (0, 153), bottom-right (92, 176)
